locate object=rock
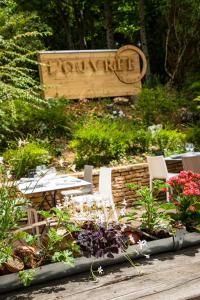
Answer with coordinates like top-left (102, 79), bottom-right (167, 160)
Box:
top-left (113, 97), bottom-right (129, 104)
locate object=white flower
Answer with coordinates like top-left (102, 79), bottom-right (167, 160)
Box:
top-left (57, 228), bottom-right (66, 236)
top-left (97, 266), bottom-right (103, 275)
top-left (121, 224), bottom-right (127, 231)
top-left (0, 157), bottom-right (3, 164)
top-left (63, 197), bottom-right (69, 207)
top-left (144, 254), bottom-right (150, 259)
top-left (118, 110), bottom-right (125, 117)
top-left (137, 240), bottom-right (148, 250)
top-left (58, 158), bottom-right (65, 167)
top-left (96, 211), bottom-right (105, 223)
top-left (148, 124), bottom-right (162, 135)
top-left (18, 139), bottom-right (28, 148)
top-left (6, 170), bottom-right (12, 179)
top-left (122, 198), bottom-right (127, 206)
top-left (56, 203), bottom-right (62, 209)
top-left (120, 207), bottom-right (126, 216)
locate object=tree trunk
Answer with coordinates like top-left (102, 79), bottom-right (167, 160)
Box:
top-left (57, 0), bottom-right (74, 49)
top-left (138, 0), bottom-right (151, 85)
top-left (73, 1), bottom-right (87, 49)
top-left (104, 0), bottom-right (115, 48)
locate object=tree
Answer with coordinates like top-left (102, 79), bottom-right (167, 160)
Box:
top-left (161, 0), bottom-right (200, 86)
top-left (138, 0), bottom-right (152, 85)
top-left (104, 0), bottom-right (115, 48)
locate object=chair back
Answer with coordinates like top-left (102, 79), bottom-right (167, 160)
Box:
top-left (84, 165), bottom-right (93, 183)
top-left (147, 156), bottom-right (168, 179)
top-left (182, 156), bottom-right (200, 173)
top-left (99, 167), bottom-right (112, 197)
top-left (99, 167), bottom-right (118, 222)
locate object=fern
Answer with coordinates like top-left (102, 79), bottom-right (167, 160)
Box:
top-left (0, 3), bottom-right (51, 105)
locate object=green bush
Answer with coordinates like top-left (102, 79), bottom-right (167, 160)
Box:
top-left (186, 126), bottom-right (200, 150)
top-left (152, 129), bottom-right (186, 155)
top-left (30, 99), bottom-right (75, 140)
top-left (70, 118), bottom-right (133, 167)
top-left (135, 86), bottom-right (185, 126)
top-left (70, 118), bottom-right (155, 167)
top-left (3, 142), bottom-right (51, 178)
top-left (0, 99), bottom-right (75, 150)
top-left (129, 129), bottom-right (151, 154)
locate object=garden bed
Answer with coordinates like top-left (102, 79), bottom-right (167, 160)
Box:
top-left (1, 232), bottom-right (200, 294)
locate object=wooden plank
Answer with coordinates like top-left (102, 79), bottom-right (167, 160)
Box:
top-left (38, 45), bottom-right (147, 99)
top-left (2, 246), bottom-right (200, 300)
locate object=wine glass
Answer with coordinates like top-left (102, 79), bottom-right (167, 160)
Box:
top-left (185, 143), bottom-right (194, 152)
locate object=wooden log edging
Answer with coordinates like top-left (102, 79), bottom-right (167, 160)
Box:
top-left (0, 232), bottom-right (199, 294)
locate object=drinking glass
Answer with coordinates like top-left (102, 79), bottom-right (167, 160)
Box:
top-left (185, 143), bottom-right (194, 152)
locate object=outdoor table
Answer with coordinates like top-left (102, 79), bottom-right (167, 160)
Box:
top-left (165, 152), bottom-right (200, 161)
top-left (17, 175), bottom-right (92, 209)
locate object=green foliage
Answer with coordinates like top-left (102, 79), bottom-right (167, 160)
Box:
top-left (3, 142), bottom-right (51, 178)
top-left (0, 2), bottom-right (53, 150)
top-left (18, 269), bottom-right (36, 287)
top-left (39, 207), bottom-right (80, 260)
top-left (47, 228), bottom-right (64, 251)
top-left (0, 165), bottom-right (27, 266)
top-left (0, 3), bottom-right (48, 105)
top-left (136, 86), bottom-right (185, 126)
top-left (160, 0), bottom-right (200, 86)
top-left (70, 118), bottom-right (133, 167)
top-left (0, 98), bottom-right (75, 150)
top-left (70, 116), bottom-right (188, 167)
top-left (127, 181), bottom-right (172, 234)
top-left (183, 72), bottom-right (200, 98)
top-left (186, 126), bottom-right (200, 150)
top-left (152, 129), bottom-right (186, 156)
top-left (129, 129), bottom-right (151, 154)
top-left (0, 170), bottom-right (25, 240)
top-left (52, 250), bottom-right (74, 266)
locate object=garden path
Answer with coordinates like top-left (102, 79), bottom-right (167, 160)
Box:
top-left (2, 245), bottom-right (200, 300)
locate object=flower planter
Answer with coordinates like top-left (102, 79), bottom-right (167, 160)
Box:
top-left (0, 232), bottom-right (200, 294)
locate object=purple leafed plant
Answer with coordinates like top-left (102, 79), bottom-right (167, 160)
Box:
top-left (75, 222), bottom-right (128, 258)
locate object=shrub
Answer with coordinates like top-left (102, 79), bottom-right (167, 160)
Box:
top-left (135, 86), bottom-right (185, 126)
top-left (152, 129), bottom-right (186, 155)
top-left (129, 129), bottom-right (151, 154)
top-left (0, 165), bottom-right (27, 267)
top-left (0, 99), bottom-right (75, 150)
top-left (3, 142), bottom-right (51, 178)
top-left (70, 118), bottom-right (132, 167)
top-left (36, 99), bottom-right (75, 140)
top-left (186, 126), bottom-right (200, 150)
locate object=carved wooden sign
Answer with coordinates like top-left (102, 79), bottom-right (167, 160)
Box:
top-left (38, 45), bottom-right (147, 99)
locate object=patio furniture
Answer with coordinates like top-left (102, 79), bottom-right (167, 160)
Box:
top-left (182, 155), bottom-right (200, 173)
top-left (72, 167), bottom-right (118, 222)
top-left (25, 207), bottom-right (40, 236)
top-left (61, 165), bottom-right (93, 199)
top-left (147, 156), bottom-right (178, 201)
top-left (165, 152), bottom-right (200, 161)
top-left (17, 175), bottom-right (92, 210)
